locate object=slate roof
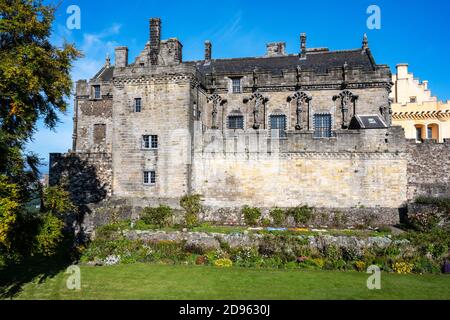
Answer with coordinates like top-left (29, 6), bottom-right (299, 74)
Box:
top-left (193, 49), bottom-right (376, 75)
top-left (92, 66), bottom-right (115, 81)
top-left (91, 48), bottom-right (377, 81)
top-left (349, 115), bottom-right (387, 129)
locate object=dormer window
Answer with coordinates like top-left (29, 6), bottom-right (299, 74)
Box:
top-left (231, 78), bottom-right (241, 94)
top-left (93, 85), bottom-right (101, 99)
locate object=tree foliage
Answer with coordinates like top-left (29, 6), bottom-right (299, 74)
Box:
top-left (0, 0), bottom-right (80, 265)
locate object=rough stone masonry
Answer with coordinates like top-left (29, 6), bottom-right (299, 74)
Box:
top-left (49, 18), bottom-right (450, 228)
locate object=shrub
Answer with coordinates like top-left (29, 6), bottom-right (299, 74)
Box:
top-left (140, 205), bottom-right (173, 228)
top-left (230, 247), bottom-right (262, 267)
top-left (332, 211), bottom-right (348, 228)
top-left (195, 255), bottom-right (208, 265)
top-left (42, 184), bottom-right (77, 216)
top-left (33, 214), bottom-right (64, 256)
top-left (180, 194), bottom-right (203, 228)
top-left (354, 260), bottom-right (367, 272)
top-left (242, 206), bottom-right (261, 226)
top-left (214, 258), bottom-right (233, 268)
top-left (261, 218), bottom-right (271, 227)
top-left (413, 257), bottom-right (441, 274)
top-left (392, 261), bottom-right (414, 274)
top-left (269, 208), bottom-right (286, 227)
top-left (408, 211), bottom-right (440, 232)
top-left (287, 205), bottom-right (313, 226)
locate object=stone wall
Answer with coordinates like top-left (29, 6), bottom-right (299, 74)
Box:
top-left (49, 152), bottom-right (112, 206)
top-left (406, 140), bottom-right (450, 200)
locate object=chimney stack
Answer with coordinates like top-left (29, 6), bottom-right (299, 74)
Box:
top-left (115, 46), bottom-right (128, 68)
top-left (300, 33), bottom-right (307, 59)
top-left (205, 40), bottom-right (212, 62)
top-left (150, 18), bottom-right (161, 65)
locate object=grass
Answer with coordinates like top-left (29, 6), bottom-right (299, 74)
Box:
top-left (4, 263), bottom-right (450, 300)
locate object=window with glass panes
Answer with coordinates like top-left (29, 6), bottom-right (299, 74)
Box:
top-left (269, 115), bottom-right (287, 138)
top-left (142, 135), bottom-right (158, 149)
top-left (314, 114), bottom-right (332, 138)
top-left (143, 171), bottom-right (156, 185)
top-left (93, 85), bottom-right (101, 99)
top-left (134, 98), bottom-right (142, 112)
top-left (232, 78), bottom-right (241, 93)
top-left (227, 115), bottom-right (244, 129)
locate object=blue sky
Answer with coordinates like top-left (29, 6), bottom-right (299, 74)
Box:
top-left (31, 0), bottom-right (450, 173)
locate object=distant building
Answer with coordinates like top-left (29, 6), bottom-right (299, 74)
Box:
top-left (391, 64), bottom-right (450, 143)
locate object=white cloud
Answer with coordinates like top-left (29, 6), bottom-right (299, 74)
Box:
top-left (28, 23), bottom-right (122, 173)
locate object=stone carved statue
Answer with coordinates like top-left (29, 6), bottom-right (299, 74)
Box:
top-left (335, 90), bottom-right (357, 129)
top-left (253, 98), bottom-right (261, 129)
top-left (289, 91), bottom-right (311, 131)
top-left (207, 94), bottom-right (226, 130)
top-left (244, 92), bottom-right (268, 130)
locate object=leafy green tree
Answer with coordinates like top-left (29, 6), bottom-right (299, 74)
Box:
top-left (0, 0), bottom-right (81, 185)
top-left (0, 0), bottom-right (80, 263)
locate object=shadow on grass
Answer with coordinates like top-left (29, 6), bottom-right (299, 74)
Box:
top-left (0, 245), bottom-right (74, 299)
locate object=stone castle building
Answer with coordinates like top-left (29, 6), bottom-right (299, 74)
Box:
top-left (391, 63), bottom-right (450, 143)
top-left (50, 18), bottom-right (450, 227)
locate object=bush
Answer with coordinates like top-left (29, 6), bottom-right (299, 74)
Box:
top-left (33, 214), bottom-right (64, 256)
top-left (354, 260), bottom-right (367, 272)
top-left (230, 247), bottom-right (262, 268)
top-left (413, 257), bottom-right (441, 274)
top-left (408, 210), bottom-right (440, 232)
top-left (214, 258), bottom-right (233, 268)
top-left (242, 206), bottom-right (261, 226)
top-left (180, 195), bottom-right (203, 228)
top-left (269, 208), bottom-right (286, 227)
top-left (287, 205), bottom-right (313, 226)
top-left (140, 205), bottom-right (173, 228)
top-left (42, 184), bottom-right (77, 216)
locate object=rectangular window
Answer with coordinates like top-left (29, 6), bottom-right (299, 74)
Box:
top-left (142, 135), bottom-right (158, 149)
top-left (93, 85), bottom-right (101, 99)
top-left (227, 115), bottom-right (244, 129)
top-left (416, 127), bottom-right (422, 142)
top-left (427, 127), bottom-right (433, 140)
top-left (143, 171), bottom-right (156, 185)
top-left (232, 78), bottom-right (241, 94)
top-left (134, 98), bottom-right (142, 113)
top-left (314, 114), bottom-right (332, 138)
top-left (270, 115), bottom-right (287, 138)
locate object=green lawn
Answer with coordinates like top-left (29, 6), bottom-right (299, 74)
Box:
top-left (4, 263), bottom-right (450, 300)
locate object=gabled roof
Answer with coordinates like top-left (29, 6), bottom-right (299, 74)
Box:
top-left (92, 66), bottom-right (115, 81)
